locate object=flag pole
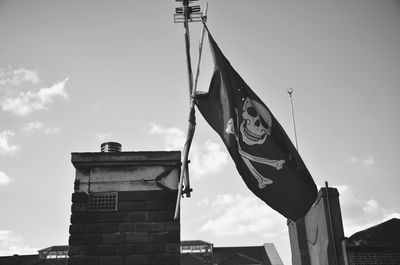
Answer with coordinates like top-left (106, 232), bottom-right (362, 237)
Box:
top-left (181, 2), bottom-right (208, 196)
top-left (287, 88), bottom-right (299, 150)
top-left (183, 0), bottom-right (194, 97)
top-left (174, 1), bottom-right (207, 220)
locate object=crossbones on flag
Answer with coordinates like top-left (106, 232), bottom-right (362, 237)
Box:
top-left (195, 31), bottom-right (318, 221)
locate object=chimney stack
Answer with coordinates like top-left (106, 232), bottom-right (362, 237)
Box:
top-left (68, 143), bottom-right (181, 265)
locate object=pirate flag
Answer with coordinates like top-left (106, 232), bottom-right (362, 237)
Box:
top-left (195, 32), bottom-right (317, 221)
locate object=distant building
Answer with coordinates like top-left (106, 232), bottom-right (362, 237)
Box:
top-left (0, 241), bottom-right (283, 265)
top-left (0, 245), bottom-right (68, 265)
top-left (38, 245), bottom-right (68, 260)
top-left (346, 218), bottom-right (400, 265)
top-left (180, 240), bottom-right (284, 265)
top-left (181, 240), bottom-right (213, 254)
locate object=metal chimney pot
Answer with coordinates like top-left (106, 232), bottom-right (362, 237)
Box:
top-left (100, 142), bottom-right (122, 152)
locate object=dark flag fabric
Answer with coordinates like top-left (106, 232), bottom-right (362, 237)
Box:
top-left (195, 31), bottom-right (318, 221)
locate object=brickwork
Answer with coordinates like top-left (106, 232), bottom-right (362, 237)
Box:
top-left (347, 250), bottom-right (400, 265)
top-left (68, 190), bottom-right (180, 265)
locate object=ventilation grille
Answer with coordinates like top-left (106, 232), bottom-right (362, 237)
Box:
top-left (88, 192), bottom-right (118, 212)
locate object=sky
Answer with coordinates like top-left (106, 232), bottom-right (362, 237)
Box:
top-left (0, 1), bottom-right (399, 264)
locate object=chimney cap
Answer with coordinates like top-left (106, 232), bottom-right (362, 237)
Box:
top-left (101, 142), bottom-right (122, 152)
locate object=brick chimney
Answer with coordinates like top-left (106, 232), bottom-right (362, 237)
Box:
top-left (288, 187), bottom-right (346, 265)
top-left (68, 143), bottom-right (181, 265)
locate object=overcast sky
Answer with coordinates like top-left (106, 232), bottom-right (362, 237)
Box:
top-left (0, 1), bottom-right (399, 264)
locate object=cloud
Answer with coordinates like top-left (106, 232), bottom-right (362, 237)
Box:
top-left (196, 198), bottom-right (210, 207)
top-left (43, 127), bottom-right (60, 134)
top-left (0, 131), bottom-right (19, 155)
top-left (363, 199), bottom-right (379, 214)
top-left (22, 121), bottom-right (60, 134)
top-left (0, 230), bottom-right (37, 256)
top-left (347, 155), bottom-right (374, 168)
top-left (96, 132), bottom-right (114, 142)
top-left (148, 124), bottom-right (228, 178)
top-left (383, 212), bottom-right (400, 220)
top-left (1, 78), bottom-right (69, 115)
top-left (149, 124), bottom-right (185, 150)
top-left (0, 67), bottom-right (39, 87)
top-left (190, 140), bottom-right (229, 178)
top-left (337, 185), bottom-right (400, 236)
top-left (23, 121), bottom-right (44, 131)
top-left (0, 67), bottom-right (69, 116)
top-left (199, 194), bottom-right (285, 238)
top-left (0, 171), bottom-right (12, 186)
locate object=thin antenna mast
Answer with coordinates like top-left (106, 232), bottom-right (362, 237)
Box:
top-left (287, 88), bottom-right (299, 150)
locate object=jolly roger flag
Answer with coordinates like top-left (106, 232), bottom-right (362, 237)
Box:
top-left (195, 31), bottom-right (318, 221)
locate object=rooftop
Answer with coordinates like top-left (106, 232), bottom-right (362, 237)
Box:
top-left (348, 218), bottom-right (400, 248)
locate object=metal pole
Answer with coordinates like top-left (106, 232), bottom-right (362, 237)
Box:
top-left (287, 88), bottom-right (299, 150)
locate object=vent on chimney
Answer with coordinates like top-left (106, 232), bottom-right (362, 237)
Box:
top-left (100, 142), bottom-right (122, 152)
top-left (88, 192), bottom-right (118, 212)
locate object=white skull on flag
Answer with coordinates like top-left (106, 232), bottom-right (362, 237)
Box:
top-left (240, 97), bottom-right (272, 145)
top-left (225, 97), bottom-right (285, 188)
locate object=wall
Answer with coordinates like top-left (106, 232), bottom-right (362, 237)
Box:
top-left (347, 248), bottom-right (400, 265)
